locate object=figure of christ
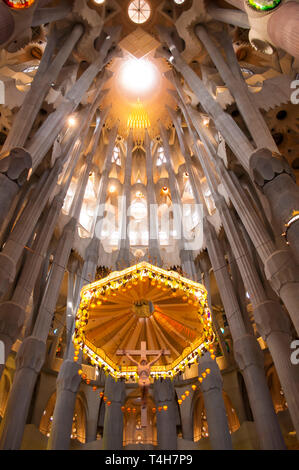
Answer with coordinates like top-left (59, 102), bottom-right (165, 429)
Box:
top-left (116, 342), bottom-right (170, 427)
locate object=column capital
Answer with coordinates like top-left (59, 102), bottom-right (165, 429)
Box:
top-left (15, 336), bottom-right (45, 373)
top-left (56, 359), bottom-right (82, 394)
top-left (154, 378), bottom-right (176, 404)
top-left (0, 301), bottom-right (25, 345)
top-left (234, 334), bottom-right (264, 371)
top-left (250, 148), bottom-right (295, 190)
top-left (264, 249), bottom-right (299, 293)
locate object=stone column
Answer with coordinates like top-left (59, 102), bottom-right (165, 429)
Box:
top-left (194, 138), bottom-right (298, 439)
top-left (250, 149), bottom-right (299, 266)
top-left (0, 336), bottom-right (45, 449)
top-left (198, 353), bottom-right (233, 450)
top-left (194, 25), bottom-right (277, 152)
top-left (204, 216), bottom-right (286, 449)
top-left (217, 158), bottom-right (299, 336)
top-left (0, 130), bottom-right (98, 448)
top-left (47, 360), bottom-right (82, 450)
top-left (159, 123), bottom-right (197, 280)
top-left (153, 378), bottom-right (177, 450)
top-left (116, 129), bottom-right (133, 268)
top-left (102, 376), bottom-right (125, 450)
top-left (0, 157), bottom-right (64, 297)
top-left (48, 110), bottom-right (110, 449)
top-left (206, 2), bottom-right (249, 29)
top-left (1, 23), bottom-right (84, 154)
top-left (32, 1), bottom-right (73, 27)
top-left (160, 37), bottom-right (299, 243)
top-left (145, 130), bottom-right (162, 265)
top-left (267, 2), bottom-right (299, 59)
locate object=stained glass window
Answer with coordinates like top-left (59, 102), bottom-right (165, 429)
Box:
top-left (128, 0), bottom-right (151, 24)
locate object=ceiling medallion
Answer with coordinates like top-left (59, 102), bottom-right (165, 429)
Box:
top-left (128, 0), bottom-right (151, 24)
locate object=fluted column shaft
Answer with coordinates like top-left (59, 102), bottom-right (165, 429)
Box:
top-left (2, 24), bottom-right (84, 154)
top-left (153, 378), bottom-right (177, 450)
top-left (117, 130), bottom-right (133, 268)
top-left (204, 218), bottom-right (286, 449)
top-left (198, 353), bottom-right (233, 449)
top-left (194, 25), bottom-right (277, 152)
top-left (217, 160), bottom-right (299, 335)
top-left (145, 130), bottom-right (162, 265)
top-left (102, 376), bottom-right (125, 450)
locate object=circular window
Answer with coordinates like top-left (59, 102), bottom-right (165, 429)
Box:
top-left (247, 0), bottom-right (281, 11)
top-left (128, 0), bottom-right (151, 24)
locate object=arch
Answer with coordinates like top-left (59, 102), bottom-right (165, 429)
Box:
top-left (193, 390), bottom-right (240, 442)
top-left (39, 391), bottom-right (87, 444)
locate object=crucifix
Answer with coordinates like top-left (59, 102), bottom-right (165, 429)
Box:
top-left (117, 342), bottom-right (170, 428)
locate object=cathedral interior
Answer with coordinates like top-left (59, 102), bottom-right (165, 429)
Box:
top-left (0, 0), bottom-right (299, 451)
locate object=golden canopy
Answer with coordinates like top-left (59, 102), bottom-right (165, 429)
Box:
top-left (73, 262), bottom-right (214, 380)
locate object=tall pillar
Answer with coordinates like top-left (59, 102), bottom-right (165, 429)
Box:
top-left (204, 217), bottom-right (286, 449)
top-left (250, 149), bottom-right (299, 266)
top-left (145, 130), bottom-right (162, 265)
top-left (48, 110), bottom-right (111, 449)
top-left (1, 23), bottom-right (84, 154)
top-left (216, 158), bottom-right (299, 335)
top-left (102, 376), bottom-right (125, 450)
top-left (194, 25), bottom-right (277, 152)
top-left (159, 123), bottom-right (197, 280)
top-left (47, 360), bottom-right (81, 450)
top-left (0, 130), bottom-right (98, 448)
top-left (193, 137), bottom-right (296, 441)
top-left (267, 2), bottom-right (299, 59)
top-left (0, 336), bottom-right (45, 449)
top-left (153, 378), bottom-right (177, 450)
top-left (159, 32), bottom-right (299, 258)
top-left (116, 130), bottom-right (133, 268)
top-left (198, 353), bottom-right (233, 450)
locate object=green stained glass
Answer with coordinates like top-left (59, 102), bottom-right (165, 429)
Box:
top-left (248, 0), bottom-right (282, 11)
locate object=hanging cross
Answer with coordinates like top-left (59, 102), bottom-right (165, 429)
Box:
top-left (117, 342), bottom-right (170, 429)
top-left (116, 341), bottom-right (170, 360)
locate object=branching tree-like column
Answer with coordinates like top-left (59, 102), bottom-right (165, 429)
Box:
top-left (0, 27), bottom-right (121, 234)
top-left (216, 158), bottom-right (299, 336)
top-left (102, 375), bottom-right (126, 450)
top-left (1, 23), bottom-right (84, 155)
top-left (116, 129), bottom-right (133, 268)
top-left (0, 128), bottom-right (99, 449)
top-left (169, 80), bottom-right (299, 337)
top-left (194, 25), bottom-right (277, 152)
top-left (158, 27), bottom-right (299, 263)
top-left (145, 130), bottom-right (162, 266)
top-left (203, 214), bottom-right (286, 449)
top-left (198, 353), bottom-right (233, 450)
top-left (48, 108), bottom-right (110, 451)
top-left (159, 123), bottom-right (197, 280)
top-left (153, 378), bottom-right (178, 450)
top-left (193, 128), bottom-right (299, 438)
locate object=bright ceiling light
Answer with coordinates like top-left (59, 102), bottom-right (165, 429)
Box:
top-left (93, 0), bottom-right (105, 4)
top-left (120, 59), bottom-right (157, 95)
top-left (67, 116), bottom-right (76, 127)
